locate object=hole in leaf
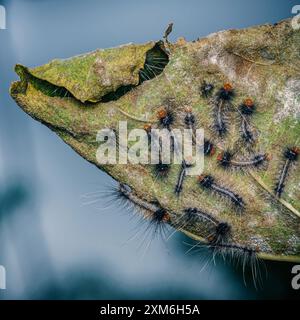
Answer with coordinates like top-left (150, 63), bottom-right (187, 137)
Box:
top-left (101, 42), bottom-right (169, 102)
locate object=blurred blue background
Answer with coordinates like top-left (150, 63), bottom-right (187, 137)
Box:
top-left (0, 0), bottom-right (299, 299)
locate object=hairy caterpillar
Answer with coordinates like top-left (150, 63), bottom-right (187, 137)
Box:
top-left (274, 147), bottom-right (299, 197)
top-left (197, 174), bottom-right (245, 211)
top-left (116, 183), bottom-right (171, 242)
top-left (238, 98), bottom-right (256, 145)
top-left (183, 207), bottom-right (232, 244)
top-left (217, 151), bottom-right (270, 170)
top-left (217, 83), bottom-right (235, 102)
top-left (157, 106), bottom-right (175, 129)
top-left (212, 83), bottom-right (235, 137)
top-left (174, 159), bottom-right (193, 196)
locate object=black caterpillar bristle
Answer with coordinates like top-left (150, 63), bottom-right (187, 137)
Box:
top-left (197, 174), bottom-right (214, 188)
top-left (274, 182), bottom-right (284, 198)
top-left (201, 81), bottom-right (214, 98)
top-left (202, 139), bottom-right (216, 156)
top-left (207, 242), bottom-right (261, 284)
top-left (183, 107), bottom-right (198, 146)
top-left (217, 151), bottom-right (233, 168)
top-left (208, 242), bottom-right (259, 271)
top-left (217, 151), bottom-right (270, 169)
top-left (152, 207), bottom-right (170, 223)
top-left (154, 161), bottom-right (171, 177)
top-left (157, 107), bottom-right (175, 129)
top-left (143, 123), bottom-right (152, 144)
top-left (182, 207), bottom-right (231, 244)
top-left (212, 222), bottom-right (232, 244)
top-left (174, 160), bottom-right (192, 196)
top-left (213, 108), bottom-right (228, 137)
top-left (284, 147), bottom-right (299, 161)
top-left (116, 184), bottom-right (171, 245)
top-left (183, 207), bottom-right (219, 225)
top-left (240, 122), bottom-right (255, 144)
top-left (197, 174), bottom-right (245, 211)
top-left (117, 184), bottom-right (169, 219)
top-left (114, 183), bottom-right (154, 215)
top-left (251, 154), bottom-right (270, 167)
top-left (274, 147), bottom-right (299, 197)
top-left (183, 207), bottom-right (201, 223)
top-left (212, 85), bottom-right (234, 137)
top-left (239, 98), bottom-right (256, 115)
top-left (216, 83), bottom-right (235, 101)
top-left (187, 239), bottom-right (262, 287)
top-left (140, 205), bottom-right (171, 244)
top-left (184, 107), bottom-right (196, 127)
top-left (119, 183), bottom-right (132, 199)
top-left (151, 130), bottom-right (172, 178)
top-left (239, 98), bottom-right (256, 145)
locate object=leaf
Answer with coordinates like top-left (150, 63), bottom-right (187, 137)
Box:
top-left (10, 19), bottom-right (300, 262)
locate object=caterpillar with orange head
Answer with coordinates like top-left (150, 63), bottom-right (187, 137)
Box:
top-left (212, 83), bottom-right (235, 137)
top-left (274, 147), bottom-right (299, 198)
top-left (238, 98), bottom-right (257, 145)
top-left (157, 105), bottom-right (175, 130)
top-left (217, 83), bottom-right (235, 102)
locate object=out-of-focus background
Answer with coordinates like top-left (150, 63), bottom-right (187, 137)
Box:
top-left (0, 0), bottom-right (299, 299)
